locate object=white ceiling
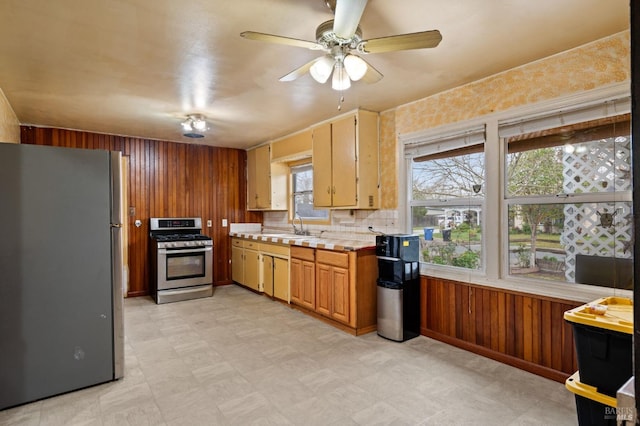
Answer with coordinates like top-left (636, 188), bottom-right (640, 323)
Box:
top-left (0, 0), bottom-right (630, 149)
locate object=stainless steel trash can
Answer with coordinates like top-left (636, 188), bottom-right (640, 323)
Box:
top-left (377, 280), bottom-right (404, 341)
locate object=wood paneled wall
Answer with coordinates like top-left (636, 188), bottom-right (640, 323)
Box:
top-left (21, 126), bottom-right (262, 296)
top-left (420, 276), bottom-right (580, 382)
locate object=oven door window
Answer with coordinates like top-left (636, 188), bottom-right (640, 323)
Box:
top-left (166, 252), bottom-right (206, 280)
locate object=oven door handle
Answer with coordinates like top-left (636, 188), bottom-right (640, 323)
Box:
top-left (159, 247), bottom-right (213, 255)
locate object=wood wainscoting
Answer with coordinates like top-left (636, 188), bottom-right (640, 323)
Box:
top-left (21, 126), bottom-right (262, 297)
top-left (420, 276), bottom-right (580, 383)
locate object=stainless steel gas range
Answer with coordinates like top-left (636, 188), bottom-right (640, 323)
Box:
top-left (149, 217), bottom-right (213, 304)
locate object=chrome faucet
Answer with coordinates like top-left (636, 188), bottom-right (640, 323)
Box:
top-left (293, 215), bottom-right (309, 235)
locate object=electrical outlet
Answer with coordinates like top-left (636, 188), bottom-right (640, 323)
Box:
top-left (206, 220), bottom-right (212, 227)
top-left (222, 218), bottom-right (228, 227)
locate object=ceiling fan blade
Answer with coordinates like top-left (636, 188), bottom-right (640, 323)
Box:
top-left (333, 0), bottom-right (368, 39)
top-left (279, 58), bottom-right (321, 82)
top-left (360, 58), bottom-right (383, 84)
top-left (240, 31), bottom-right (323, 50)
top-left (358, 30), bottom-right (442, 54)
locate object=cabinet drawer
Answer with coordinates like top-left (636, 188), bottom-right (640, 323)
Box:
top-left (231, 238), bottom-right (244, 248)
top-left (316, 249), bottom-right (348, 268)
top-left (291, 246), bottom-right (315, 262)
top-left (259, 243), bottom-right (290, 257)
top-left (244, 240), bottom-right (259, 250)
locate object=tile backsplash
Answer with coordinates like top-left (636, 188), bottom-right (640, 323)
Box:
top-left (262, 209), bottom-right (401, 241)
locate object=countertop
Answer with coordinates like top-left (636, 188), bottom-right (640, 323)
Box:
top-left (229, 232), bottom-right (376, 252)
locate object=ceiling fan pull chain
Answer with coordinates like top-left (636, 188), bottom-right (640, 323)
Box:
top-left (337, 94), bottom-right (344, 110)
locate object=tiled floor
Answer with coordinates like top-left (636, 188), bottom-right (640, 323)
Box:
top-left (1, 285), bottom-right (578, 425)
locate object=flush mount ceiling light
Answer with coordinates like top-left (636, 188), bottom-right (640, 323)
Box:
top-left (181, 114), bottom-right (208, 138)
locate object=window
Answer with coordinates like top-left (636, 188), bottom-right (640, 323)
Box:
top-left (402, 88), bottom-right (632, 297)
top-left (291, 163), bottom-right (328, 220)
top-left (407, 127), bottom-right (485, 270)
top-left (502, 113), bottom-right (632, 289)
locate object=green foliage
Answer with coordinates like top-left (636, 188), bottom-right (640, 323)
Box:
top-left (452, 250), bottom-right (480, 269)
top-left (514, 244), bottom-right (531, 268)
top-left (422, 243), bottom-right (480, 270)
top-left (507, 148), bottom-right (563, 196)
top-left (456, 222), bottom-right (471, 232)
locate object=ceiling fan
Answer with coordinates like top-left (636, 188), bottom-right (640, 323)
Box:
top-left (240, 0), bottom-right (442, 91)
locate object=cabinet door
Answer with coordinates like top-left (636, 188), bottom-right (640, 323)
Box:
top-left (273, 257), bottom-right (288, 301)
top-left (262, 255), bottom-right (274, 297)
top-left (246, 149), bottom-right (258, 209)
top-left (330, 266), bottom-right (350, 324)
top-left (312, 123), bottom-right (333, 207)
top-left (316, 263), bottom-right (331, 317)
top-left (301, 260), bottom-right (316, 310)
top-left (231, 245), bottom-right (244, 284)
top-left (290, 257), bottom-right (303, 304)
top-left (244, 248), bottom-right (260, 291)
top-left (254, 145), bottom-right (271, 209)
top-left (331, 115), bottom-right (357, 207)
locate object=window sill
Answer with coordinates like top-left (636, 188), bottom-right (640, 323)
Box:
top-left (419, 262), bottom-right (632, 304)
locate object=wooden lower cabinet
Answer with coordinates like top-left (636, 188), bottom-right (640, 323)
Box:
top-left (272, 257), bottom-right (288, 301)
top-left (231, 238), bottom-right (260, 292)
top-left (262, 255), bottom-right (274, 297)
top-left (231, 243), bottom-right (244, 284)
top-left (244, 248), bottom-right (260, 291)
top-left (290, 246), bottom-right (377, 335)
top-left (290, 247), bottom-right (315, 310)
top-left (316, 252), bottom-right (350, 325)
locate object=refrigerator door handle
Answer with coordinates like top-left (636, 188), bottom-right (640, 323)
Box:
top-left (110, 151), bottom-right (125, 380)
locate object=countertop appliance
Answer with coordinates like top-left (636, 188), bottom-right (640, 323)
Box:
top-left (376, 234), bottom-right (420, 342)
top-left (149, 217), bottom-right (213, 304)
top-left (0, 144), bottom-right (124, 410)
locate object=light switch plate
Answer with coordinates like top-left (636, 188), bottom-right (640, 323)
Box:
top-left (206, 220), bottom-right (212, 227)
top-left (222, 219), bottom-right (228, 227)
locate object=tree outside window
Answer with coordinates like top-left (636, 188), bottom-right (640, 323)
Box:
top-left (410, 147), bottom-right (484, 270)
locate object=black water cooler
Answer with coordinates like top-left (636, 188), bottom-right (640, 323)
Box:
top-left (376, 235), bottom-right (420, 342)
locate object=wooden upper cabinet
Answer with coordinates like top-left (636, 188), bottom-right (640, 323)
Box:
top-left (312, 123), bottom-right (333, 207)
top-left (331, 116), bottom-right (357, 206)
top-left (254, 144), bottom-right (271, 209)
top-left (312, 109), bottom-right (380, 209)
top-left (271, 129), bottom-right (312, 162)
top-left (246, 144), bottom-right (287, 211)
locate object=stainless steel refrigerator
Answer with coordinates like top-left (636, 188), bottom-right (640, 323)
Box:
top-left (0, 143), bottom-right (124, 410)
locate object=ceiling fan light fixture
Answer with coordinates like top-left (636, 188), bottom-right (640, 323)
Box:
top-left (310, 55), bottom-right (335, 84)
top-left (343, 54), bottom-right (367, 81)
top-left (331, 62), bottom-right (351, 91)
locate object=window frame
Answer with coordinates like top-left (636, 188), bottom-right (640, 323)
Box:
top-left (399, 82), bottom-right (632, 302)
top-left (289, 161), bottom-right (330, 224)
top-left (501, 112), bottom-right (632, 286)
top-left (406, 125), bottom-right (487, 276)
